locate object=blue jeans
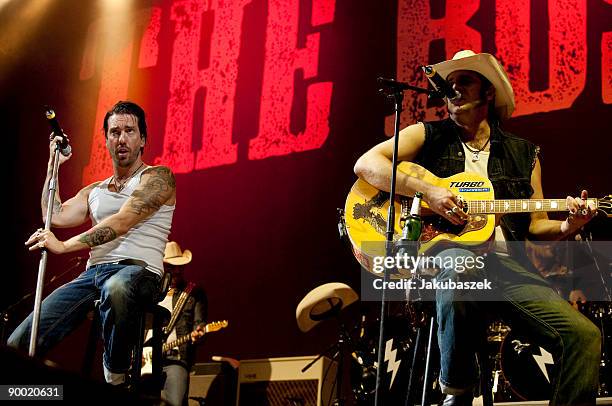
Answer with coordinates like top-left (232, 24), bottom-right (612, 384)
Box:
top-left (7, 263), bottom-right (160, 374)
top-left (162, 362), bottom-right (189, 406)
top-left (435, 248), bottom-right (601, 405)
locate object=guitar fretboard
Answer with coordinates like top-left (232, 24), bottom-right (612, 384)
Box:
top-left (161, 321), bottom-right (227, 352)
top-left (162, 334), bottom-right (191, 353)
top-left (466, 199), bottom-right (598, 214)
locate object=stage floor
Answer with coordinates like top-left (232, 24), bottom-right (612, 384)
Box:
top-left (470, 397), bottom-right (612, 405)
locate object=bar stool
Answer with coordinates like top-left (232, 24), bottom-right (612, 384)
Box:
top-left (130, 298), bottom-right (171, 391)
top-left (405, 310), bottom-right (494, 406)
top-left (82, 270), bottom-right (172, 392)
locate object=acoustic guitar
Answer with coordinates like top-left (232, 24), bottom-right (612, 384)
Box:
top-left (344, 161), bottom-right (611, 275)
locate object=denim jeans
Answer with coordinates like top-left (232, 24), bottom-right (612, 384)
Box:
top-left (162, 362), bottom-right (189, 406)
top-left (435, 248), bottom-right (601, 405)
top-left (7, 263), bottom-right (160, 374)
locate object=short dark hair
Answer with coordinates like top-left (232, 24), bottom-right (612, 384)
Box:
top-left (103, 101), bottom-right (147, 152)
top-left (474, 72), bottom-right (500, 125)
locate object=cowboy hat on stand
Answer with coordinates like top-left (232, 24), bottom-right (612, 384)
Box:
top-left (295, 282), bottom-right (358, 333)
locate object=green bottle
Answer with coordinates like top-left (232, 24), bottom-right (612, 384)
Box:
top-left (402, 191), bottom-right (423, 241)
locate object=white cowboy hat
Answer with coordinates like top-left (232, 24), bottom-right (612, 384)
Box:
top-left (295, 283), bottom-right (359, 332)
top-left (430, 50), bottom-right (515, 120)
top-left (163, 241), bottom-right (192, 266)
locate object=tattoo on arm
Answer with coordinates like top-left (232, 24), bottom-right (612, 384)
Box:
top-left (130, 166), bottom-right (176, 215)
top-left (79, 226), bottom-right (118, 247)
top-left (41, 167), bottom-right (62, 215)
top-left (51, 196), bottom-right (62, 214)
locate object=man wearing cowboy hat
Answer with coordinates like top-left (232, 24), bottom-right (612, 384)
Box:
top-left (151, 241), bottom-right (206, 406)
top-left (354, 51), bottom-right (600, 405)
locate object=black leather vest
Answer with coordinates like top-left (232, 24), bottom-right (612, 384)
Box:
top-left (414, 118), bottom-right (539, 242)
top-left (168, 286), bottom-right (207, 368)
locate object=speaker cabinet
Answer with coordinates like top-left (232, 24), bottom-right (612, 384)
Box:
top-left (236, 356), bottom-right (337, 406)
top-left (188, 362), bottom-right (237, 406)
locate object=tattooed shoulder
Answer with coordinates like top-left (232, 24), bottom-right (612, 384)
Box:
top-left (129, 166), bottom-right (175, 215)
top-left (142, 166), bottom-right (176, 189)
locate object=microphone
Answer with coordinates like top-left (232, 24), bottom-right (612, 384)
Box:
top-left (377, 77), bottom-right (414, 90)
top-left (44, 106), bottom-right (72, 156)
top-left (422, 65), bottom-right (460, 100)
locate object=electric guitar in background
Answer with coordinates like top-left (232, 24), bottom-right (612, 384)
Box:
top-left (141, 320), bottom-right (229, 375)
top-left (344, 161), bottom-right (612, 275)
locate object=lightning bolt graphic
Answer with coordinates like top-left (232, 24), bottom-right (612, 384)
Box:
top-left (384, 339), bottom-right (401, 389)
top-left (532, 347), bottom-right (554, 383)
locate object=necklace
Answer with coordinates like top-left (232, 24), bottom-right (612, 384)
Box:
top-left (460, 136), bottom-right (491, 162)
top-left (111, 162), bottom-right (145, 193)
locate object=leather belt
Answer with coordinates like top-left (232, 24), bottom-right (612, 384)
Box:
top-left (114, 259), bottom-right (148, 268)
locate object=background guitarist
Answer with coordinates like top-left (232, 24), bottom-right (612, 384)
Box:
top-left (354, 50), bottom-right (600, 405)
top-left (155, 241), bottom-right (207, 406)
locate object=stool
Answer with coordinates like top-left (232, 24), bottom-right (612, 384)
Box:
top-left (477, 340), bottom-right (494, 406)
top-left (82, 271), bottom-right (172, 390)
top-left (405, 314), bottom-right (494, 406)
top-left (130, 303), bottom-right (171, 390)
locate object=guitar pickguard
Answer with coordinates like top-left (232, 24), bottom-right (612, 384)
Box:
top-left (352, 191), bottom-right (393, 237)
top-left (421, 214), bottom-right (488, 243)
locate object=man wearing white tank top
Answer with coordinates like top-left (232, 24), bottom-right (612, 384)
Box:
top-left (9, 101), bottom-right (176, 386)
top-left (355, 51), bottom-right (600, 405)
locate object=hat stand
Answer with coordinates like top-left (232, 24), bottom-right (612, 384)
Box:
top-left (301, 299), bottom-right (352, 406)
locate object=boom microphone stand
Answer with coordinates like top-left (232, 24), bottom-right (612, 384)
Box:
top-left (29, 107), bottom-right (70, 356)
top-left (301, 309), bottom-right (351, 406)
top-left (580, 230), bottom-right (612, 302)
top-left (373, 77), bottom-right (438, 406)
top-left (0, 256), bottom-right (83, 343)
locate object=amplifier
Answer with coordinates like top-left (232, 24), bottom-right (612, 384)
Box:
top-left (236, 356), bottom-right (337, 406)
top-left (188, 362), bottom-right (237, 406)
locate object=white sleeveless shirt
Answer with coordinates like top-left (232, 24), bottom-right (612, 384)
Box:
top-left (461, 144), bottom-right (508, 253)
top-left (86, 166), bottom-right (175, 276)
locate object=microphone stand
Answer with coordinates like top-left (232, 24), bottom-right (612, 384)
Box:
top-left (28, 140), bottom-right (63, 357)
top-left (580, 231), bottom-right (612, 302)
top-left (373, 77), bottom-right (435, 406)
top-left (0, 256), bottom-right (83, 343)
top-left (301, 305), bottom-right (351, 406)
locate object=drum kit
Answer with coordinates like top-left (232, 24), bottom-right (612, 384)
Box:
top-left (349, 301), bottom-right (612, 404)
top-left (350, 309), bottom-right (443, 406)
top-left (487, 301), bottom-right (612, 401)
top-left (485, 320), bottom-right (552, 402)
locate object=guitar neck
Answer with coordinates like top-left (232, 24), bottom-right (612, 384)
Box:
top-left (466, 198), bottom-right (598, 215)
top-left (162, 333), bottom-right (192, 353)
top-left (159, 321), bottom-right (227, 353)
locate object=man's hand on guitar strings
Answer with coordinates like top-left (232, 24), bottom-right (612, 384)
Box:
top-left (425, 185), bottom-right (469, 225)
top-left (561, 189), bottom-right (597, 234)
top-left (190, 325), bottom-right (206, 343)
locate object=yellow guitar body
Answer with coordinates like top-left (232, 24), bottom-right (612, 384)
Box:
top-left (344, 162), bottom-right (495, 276)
